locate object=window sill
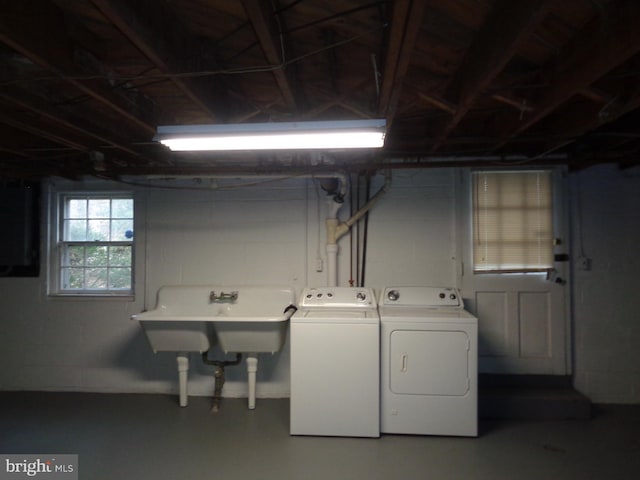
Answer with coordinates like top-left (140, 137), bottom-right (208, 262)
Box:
top-left (48, 293), bottom-right (135, 301)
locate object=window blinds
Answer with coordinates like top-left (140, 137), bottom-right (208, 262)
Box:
top-left (473, 170), bottom-right (553, 273)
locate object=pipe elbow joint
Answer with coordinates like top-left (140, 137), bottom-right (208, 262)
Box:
top-left (335, 223), bottom-right (350, 241)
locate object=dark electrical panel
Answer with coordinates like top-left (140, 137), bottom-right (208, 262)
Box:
top-left (0, 181), bottom-right (40, 277)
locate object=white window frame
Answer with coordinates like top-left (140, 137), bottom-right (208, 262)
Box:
top-left (48, 188), bottom-right (136, 297)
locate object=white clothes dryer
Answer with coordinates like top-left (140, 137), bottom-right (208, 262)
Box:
top-left (379, 286), bottom-right (478, 437)
top-left (290, 287), bottom-right (380, 437)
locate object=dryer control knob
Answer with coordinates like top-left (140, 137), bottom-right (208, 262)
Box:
top-left (356, 291), bottom-right (367, 301)
top-left (387, 290), bottom-right (400, 301)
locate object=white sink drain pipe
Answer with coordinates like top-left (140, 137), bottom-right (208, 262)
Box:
top-left (176, 353), bottom-right (189, 407)
top-left (246, 354), bottom-right (258, 409)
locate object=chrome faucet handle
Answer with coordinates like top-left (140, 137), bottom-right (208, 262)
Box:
top-left (210, 290), bottom-right (239, 302)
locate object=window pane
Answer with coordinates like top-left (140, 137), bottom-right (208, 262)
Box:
top-left (88, 219), bottom-right (110, 241)
top-left (68, 199), bottom-right (87, 219)
top-left (88, 199), bottom-right (110, 218)
top-left (86, 267), bottom-right (108, 289)
top-left (86, 246), bottom-right (108, 266)
top-left (109, 246), bottom-right (131, 266)
top-left (63, 246), bottom-right (85, 267)
top-left (109, 267), bottom-right (131, 289)
top-left (63, 267), bottom-right (85, 289)
top-left (111, 219), bottom-right (133, 241)
top-left (64, 220), bottom-right (87, 241)
top-left (112, 199), bottom-right (133, 218)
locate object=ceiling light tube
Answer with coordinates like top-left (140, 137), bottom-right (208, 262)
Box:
top-left (154, 119), bottom-right (386, 151)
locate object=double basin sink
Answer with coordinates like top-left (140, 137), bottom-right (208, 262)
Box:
top-left (133, 284), bottom-right (296, 354)
top-left (131, 285), bottom-right (297, 408)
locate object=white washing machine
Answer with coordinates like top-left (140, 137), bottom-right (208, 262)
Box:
top-left (290, 287), bottom-right (380, 437)
top-left (379, 286), bottom-right (478, 437)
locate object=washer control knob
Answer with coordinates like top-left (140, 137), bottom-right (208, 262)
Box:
top-left (387, 290), bottom-right (400, 301)
top-left (450, 293), bottom-right (457, 300)
top-left (356, 291), bottom-right (367, 301)
top-left (439, 293), bottom-right (446, 299)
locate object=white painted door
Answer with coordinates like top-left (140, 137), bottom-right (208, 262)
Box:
top-left (457, 168), bottom-right (570, 375)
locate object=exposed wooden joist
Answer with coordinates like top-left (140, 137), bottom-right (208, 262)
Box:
top-left (418, 92), bottom-right (456, 115)
top-left (430, 0), bottom-right (553, 152)
top-left (231, 100), bottom-right (280, 123)
top-left (535, 86), bottom-right (640, 158)
top-left (90, 0), bottom-right (226, 121)
top-left (0, 0), bottom-right (155, 136)
top-left (241, 0), bottom-right (298, 111)
top-left (0, 111), bottom-right (90, 152)
top-left (580, 87), bottom-right (610, 104)
top-left (491, 94), bottom-right (534, 113)
top-left (0, 146), bottom-right (29, 158)
top-left (377, 0), bottom-right (428, 125)
top-left (303, 80), bottom-right (373, 119)
top-left (0, 87), bottom-right (143, 159)
top-left (502, 0), bottom-right (640, 145)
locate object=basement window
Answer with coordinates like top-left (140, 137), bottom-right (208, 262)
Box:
top-left (472, 170), bottom-right (553, 273)
top-left (50, 193), bottom-right (134, 296)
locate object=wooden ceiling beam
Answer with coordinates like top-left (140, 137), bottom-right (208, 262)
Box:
top-left (491, 94), bottom-right (534, 113)
top-left (534, 84), bottom-right (640, 158)
top-left (241, 0), bottom-right (298, 112)
top-left (0, 145), bottom-right (29, 158)
top-left (430, 0), bottom-right (553, 152)
top-left (303, 80), bottom-right (373, 119)
top-left (0, 0), bottom-right (155, 136)
top-left (0, 87), bottom-right (143, 159)
top-left (90, 0), bottom-right (227, 122)
top-left (418, 93), bottom-right (456, 115)
top-left (0, 111), bottom-right (90, 152)
top-left (377, 0), bottom-right (428, 126)
top-left (502, 0), bottom-right (640, 144)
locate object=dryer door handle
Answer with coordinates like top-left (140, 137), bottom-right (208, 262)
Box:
top-left (401, 353), bottom-right (408, 372)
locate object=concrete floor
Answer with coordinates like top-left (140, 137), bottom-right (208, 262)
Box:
top-left (1, 392), bottom-right (638, 480)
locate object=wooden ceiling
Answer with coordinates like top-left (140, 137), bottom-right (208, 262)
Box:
top-left (2, 0), bottom-right (640, 179)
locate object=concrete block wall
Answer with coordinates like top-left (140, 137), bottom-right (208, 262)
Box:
top-left (0, 167), bottom-right (639, 404)
top-left (571, 164), bottom-right (640, 403)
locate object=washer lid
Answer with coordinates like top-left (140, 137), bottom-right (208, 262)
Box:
top-left (380, 286), bottom-right (462, 308)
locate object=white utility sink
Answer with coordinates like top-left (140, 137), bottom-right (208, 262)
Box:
top-left (132, 285), bottom-right (297, 408)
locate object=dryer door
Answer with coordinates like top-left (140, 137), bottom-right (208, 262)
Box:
top-left (390, 330), bottom-right (470, 396)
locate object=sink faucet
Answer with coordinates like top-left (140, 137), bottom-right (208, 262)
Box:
top-left (210, 290), bottom-right (239, 303)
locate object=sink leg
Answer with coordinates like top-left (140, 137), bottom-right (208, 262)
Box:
top-left (246, 353), bottom-right (258, 409)
top-left (176, 353), bottom-right (189, 407)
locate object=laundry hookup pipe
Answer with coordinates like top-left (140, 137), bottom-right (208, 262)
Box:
top-left (324, 170), bottom-right (391, 286)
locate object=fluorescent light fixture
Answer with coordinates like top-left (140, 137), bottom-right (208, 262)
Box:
top-left (154, 119), bottom-right (386, 151)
